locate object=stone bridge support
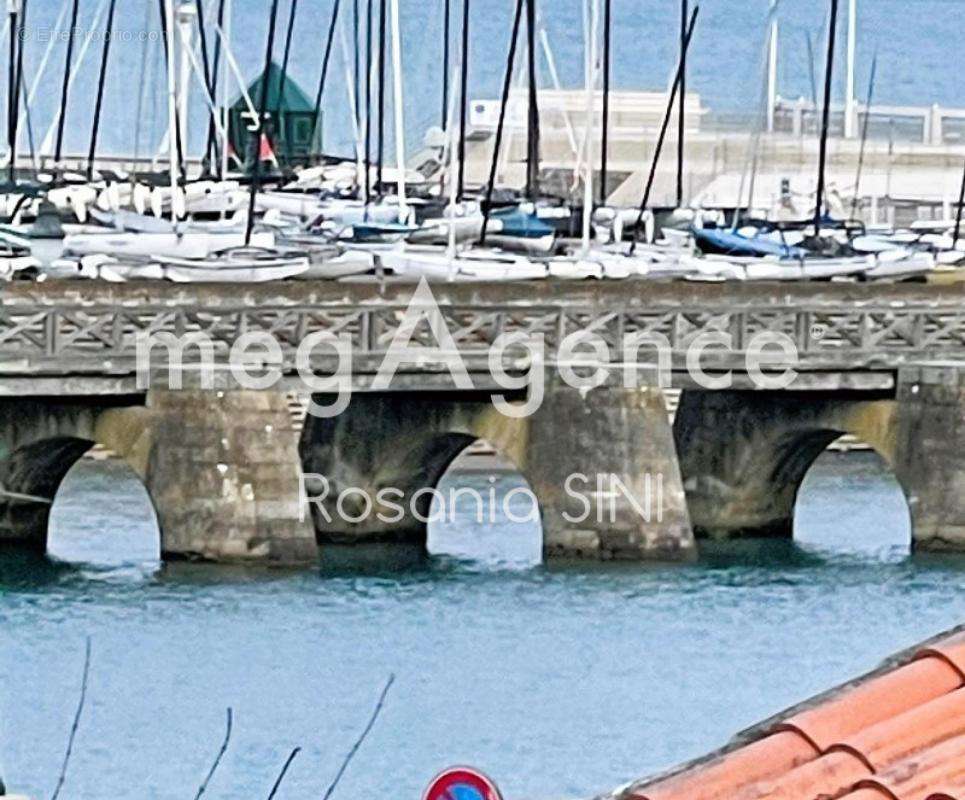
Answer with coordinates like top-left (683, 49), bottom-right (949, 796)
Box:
top-left (893, 364), bottom-right (965, 551)
top-left (674, 371), bottom-right (965, 553)
top-left (300, 383), bottom-right (695, 561)
top-left (0, 390), bottom-right (316, 564)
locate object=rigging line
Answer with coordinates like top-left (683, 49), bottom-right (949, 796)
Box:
top-left (274, 0), bottom-right (300, 169)
top-left (441, 0), bottom-right (450, 128)
top-left (193, 0), bottom-right (217, 174)
top-left (850, 51), bottom-right (877, 222)
top-left (600, 0), bottom-right (612, 206)
top-left (377, 0), bottom-right (386, 189)
top-left (455, 0), bottom-right (469, 200)
top-left (206, 0), bottom-right (227, 177)
top-left (524, 0), bottom-right (539, 200)
top-left (53, 0), bottom-right (82, 164)
top-left (363, 0), bottom-right (373, 205)
top-left (629, 5), bottom-right (699, 256)
top-left (479, 0), bottom-right (525, 245)
top-left (814, 0), bottom-right (839, 234)
top-left (8, 0), bottom-right (28, 183)
top-left (244, 0), bottom-right (283, 244)
top-left (133, 0), bottom-right (154, 171)
top-left (309, 0), bottom-right (341, 162)
top-left (676, 0), bottom-right (686, 207)
top-left (86, 0), bottom-right (118, 181)
top-left (157, 0), bottom-right (186, 181)
top-left (40, 0), bottom-right (109, 158)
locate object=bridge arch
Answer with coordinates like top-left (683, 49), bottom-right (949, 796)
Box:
top-left (673, 389), bottom-right (906, 541)
top-left (0, 399), bottom-right (156, 555)
top-left (427, 438), bottom-right (544, 566)
top-left (793, 436), bottom-right (912, 553)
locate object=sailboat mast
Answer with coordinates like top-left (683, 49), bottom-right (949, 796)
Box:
top-left (309, 0), bottom-right (341, 161)
top-left (53, 0), bottom-right (81, 165)
top-left (954, 159), bottom-right (965, 250)
top-left (219, 0), bottom-right (232, 186)
top-left (599, 0), bottom-right (610, 207)
top-left (193, 0), bottom-right (217, 177)
top-left (86, 0), bottom-right (118, 181)
top-left (629, 4), bottom-right (699, 255)
top-left (581, 0), bottom-right (598, 254)
top-left (204, 0), bottom-right (227, 177)
top-left (524, 0), bottom-right (539, 200)
top-left (377, 0), bottom-right (386, 190)
top-left (849, 51), bottom-right (875, 221)
top-left (456, 0), bottom-right (469, 201)
top-left (676, 0), bottom-right (686, 208)
top-left (813, 0), bottom-right (839, 234)
top-left (7, 0), bottom-right (23, 184)
top-left (245, 0), bottom-right (282, 244)
top-left (389, 0), bottom-right (406, 217)
top-left (441, 0), bottom-right (450, 129)
top-left (158, 0), bottom-right (186, 181)
top-left (844, 0), bottom-right (856, 138)
top-left (275, 0), bottom-right (299, 168)
top-left (363, 0), bottom-right (372, 204)
top-left (479, 0), bottom-right (525, 245)
top-left (163, 0), bottom-right (180, 220)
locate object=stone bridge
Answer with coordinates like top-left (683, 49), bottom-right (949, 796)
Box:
top-left (0, 279), bottom-right (962, 563)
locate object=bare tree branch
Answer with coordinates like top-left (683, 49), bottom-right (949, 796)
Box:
top-left (321, 674), bottom-right (396, 800)
top-left (194, 707), bottom-right (233, 800)
top-left (267, 747), bottom-right (302, 800)
top-left (51, 637), bottom-right (91, 800)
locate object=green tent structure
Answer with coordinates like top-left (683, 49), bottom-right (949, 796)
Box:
top-left (227, 61), bottom-right (320, 167)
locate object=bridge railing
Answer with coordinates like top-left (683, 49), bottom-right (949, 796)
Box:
top-left (0, 297), bottom-right (962, 384)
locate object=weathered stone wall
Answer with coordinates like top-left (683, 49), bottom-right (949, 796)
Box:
top-left (527, 383), bottom-right (694, 560)
top-left (144, 391), bottom-right (317, 564)
top-left (894, 364), bottom-right (965, 552)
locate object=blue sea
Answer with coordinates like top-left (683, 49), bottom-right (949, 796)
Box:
top-left (0, 451), bottom-right (963, 799)
top-left (7, 0), bottom-right (965, 160)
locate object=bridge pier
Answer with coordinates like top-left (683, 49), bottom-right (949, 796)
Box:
top-left (301, 385), bottom-right (695, 561)
top-left (143, 390), bottom-right (317, 564)
top-left (0, 391), bottom-right (316, 564)
top-left (527, 383), bottom-right (695, 560)
top-left (894, 364), bottom-right (965, 552)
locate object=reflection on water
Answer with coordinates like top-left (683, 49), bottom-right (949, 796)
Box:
top-left (0, 453), bottom-right (962, 800)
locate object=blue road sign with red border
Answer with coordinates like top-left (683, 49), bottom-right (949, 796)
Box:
top-left (423, 767), bottom-right (503, 800)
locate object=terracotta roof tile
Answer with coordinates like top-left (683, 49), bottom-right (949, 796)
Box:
top-left (775, 658), bottom-right (963, 753)
top-left (848, 734), bottom-right (965, 800)
top-left (834, 691), bottom-right (965, 772)
top-left (618, 628), bottom-right (965, 800)
top-left (632, 731), bottom-right (819, 800)
top-left (916, 632), bottom-right (965, 681)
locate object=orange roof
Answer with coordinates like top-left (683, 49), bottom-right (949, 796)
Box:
top-left (616, 627), bottom-right (965, 800)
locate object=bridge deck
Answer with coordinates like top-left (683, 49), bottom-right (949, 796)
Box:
top-left (0, 280), bottom-right (963, 394)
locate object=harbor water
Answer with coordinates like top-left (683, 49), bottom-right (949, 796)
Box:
top-left (12, 0), bottom-right (965, 159)
top-left (0, 451), bottom-right (963, 799)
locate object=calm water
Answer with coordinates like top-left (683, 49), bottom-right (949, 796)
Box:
top-left (8, 0), bottom-right (965, 159)
top-left (0, 452), bottom-right (963, 799)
